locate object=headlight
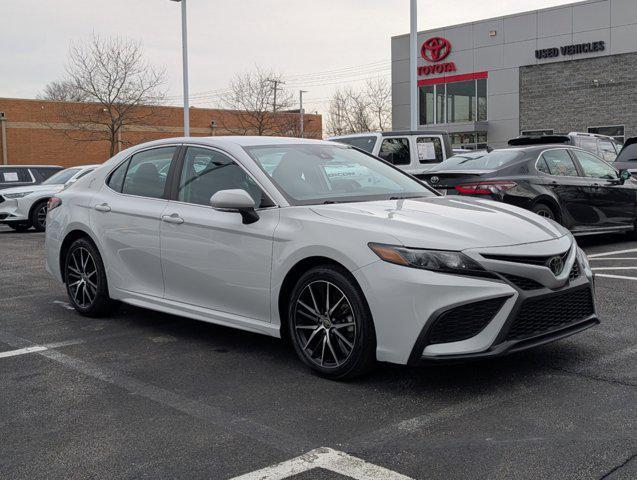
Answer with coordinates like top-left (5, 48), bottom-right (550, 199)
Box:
top-left (369, 243), bottom-right (487, 275)
top-left (3, 191), bottom-right (32, 199)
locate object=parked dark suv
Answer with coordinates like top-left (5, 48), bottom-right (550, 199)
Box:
top-left (0, 165), bottom-right (63, 190)
top-left (421, 145), bottom-right (637, 237)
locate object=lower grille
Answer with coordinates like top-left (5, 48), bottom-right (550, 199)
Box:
top-left (501, 273), bottom-right (544, 291)
top-left (428, 297), bottom-right (508, 345)
top-left (506, 287), bottom-right (594, 341)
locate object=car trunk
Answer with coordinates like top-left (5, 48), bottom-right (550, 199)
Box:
top-left (418, 170), bottom-right (494, 195)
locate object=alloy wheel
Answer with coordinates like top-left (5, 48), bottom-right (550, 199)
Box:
top-left (36, 204), bottom-right (47, 230)
top-left (293, 280), bottom-right (357, 368)
top-left (67, 247), bottom-right (98, 308)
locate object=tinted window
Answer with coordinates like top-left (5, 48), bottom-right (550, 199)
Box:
top-left (573, 150), bottom-right (617, 180)
top-left (416, 137), bottom-right (443, 163)
top-left (121, 147), bottom-right (175, 199)
top-left (34, 168), bottom-right (62, 181)
top-left (42, 168), bottom-right (81, 185)
top-left (333, 136), bottom-right (376, 153)
top-left (378, 138), bottom-right (410, 165)
top-left (246, 144), bottom-right (434, 206)
top-left (616, 142), bottom-right (637, 163)
top-left (536, 157), bottom-right (551, 174)
top-left (541, 150), bottom-right (578, 176)
top-left (434, 150), bottom-right (524, 171)
top-left (178, 147), bottom-right (267, 208)
top-left (107, 160), bottom-right (128, 192)
top-left (0, 167), bottom-right (30, 183)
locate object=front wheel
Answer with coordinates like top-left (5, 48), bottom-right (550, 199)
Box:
top-left (64, 238), bottom-right (118, 317)
top-left (288, 266), bottom-right (376, 379)
top-left (30, 200), bottom-right (48, 232)
top-left (532, 202), bottom-right (556, 221)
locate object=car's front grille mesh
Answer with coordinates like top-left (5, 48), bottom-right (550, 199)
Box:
top-left (428, 297), bottom-right (508, 345)
top-left (501, 273), bottom-right (544, 291)
top-left (506, 288), bottom-right (594, 341)
top-left (482, 249), bottom-right (569, 267)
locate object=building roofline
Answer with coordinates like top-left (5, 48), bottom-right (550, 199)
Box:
top-left (391, 0), bottom-right (598, 40)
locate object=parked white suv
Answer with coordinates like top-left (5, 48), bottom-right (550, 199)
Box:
top-left (0, 164), bottom-right (99, 231)
top-left (328, 131), bottom-right (454, 178)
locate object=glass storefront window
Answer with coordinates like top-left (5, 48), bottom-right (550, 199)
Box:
top-left (419, 78), bottom-right (488, 126)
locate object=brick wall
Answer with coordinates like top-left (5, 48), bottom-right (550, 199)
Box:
top-left (0, 98), bottom-right (323, 167)
top-left (520, 52), bottom-right (637, 139)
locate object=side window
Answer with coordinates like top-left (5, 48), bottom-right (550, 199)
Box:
top-left (107, 160), bottom-right (130, 192)
top-left (536, 157), bottom-right (551, 174)
top-left (541, 150), bottom-right (579, 177)
top-left (598, 140), bottom-right (618, 162)
top-left (121, 147), bottom-right (176, 199)
top-left (573, 150), bottom-right (617, 180)
top-left (35, 168), bottom-right (62, 181)
top-left (177, 147), bottom-right (268, 208)
top-left (378, 138), bottom-right (410, 165)
top-left (416, 137), bottom-right (443, 163)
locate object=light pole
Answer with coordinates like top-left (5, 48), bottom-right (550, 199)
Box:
top-left (410, 0), bottom-right (418, 131)
top-left (299, 90), bottom-right (307, 138)
top-left (170, 0), bottom-right (190, 136)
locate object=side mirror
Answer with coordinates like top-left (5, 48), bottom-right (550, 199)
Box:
top-left (619, 169), bottom-right (632, 183)
top-left (210, 189), bottom-right (259, 224)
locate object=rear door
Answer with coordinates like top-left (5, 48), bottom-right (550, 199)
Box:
top-left (536, 148), bottom-right (592, 229)
top-left (90, 146), bottom-right (178, 298)
top-left (571, 149), bottom-right (636, 228)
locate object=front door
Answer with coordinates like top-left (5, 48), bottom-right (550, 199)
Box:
top-left (160, 146), bottom-right (278, 323)
top-left (571, 149), bottom-right (636, 229)
top-left (90, 146), bottom-right (177, 298)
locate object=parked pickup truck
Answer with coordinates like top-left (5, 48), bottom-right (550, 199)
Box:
top-left (328, 130), bottom-right (454, 179)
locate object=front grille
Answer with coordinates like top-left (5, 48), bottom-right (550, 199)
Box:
top-left (506, 287), bottom-right (594, 341)
top-left (428, 297), bottom-right (508, 345)
top-left (501, 273), bottom-right (544, 291)
top-left (569, 261), bottom-right (580, 280)
top-left (482, 249), bottom-right (570, 267)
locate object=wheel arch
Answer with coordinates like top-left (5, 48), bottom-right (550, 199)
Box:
top-left (531, 195), bottom-right (563, 223)
top-left (58, 228), bottom-right (101, 284)
top-left (28, 197), bottom-right (50, 220)
top-left (277, 256), bottom-right (364, 340)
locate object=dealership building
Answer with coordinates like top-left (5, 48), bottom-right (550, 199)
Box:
top-left (391, 0), bottom-right (637, 149)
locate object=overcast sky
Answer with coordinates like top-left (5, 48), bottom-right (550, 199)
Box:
top-left (2, 0), bottom-right (576, 115)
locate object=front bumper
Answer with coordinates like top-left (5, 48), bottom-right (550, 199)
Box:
top-left (354, 237), bottom-right (597, 366)
top-left (0, 197), bottom-right (29, 224)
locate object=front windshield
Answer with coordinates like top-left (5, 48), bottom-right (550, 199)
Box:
top-left (245, 144), bottom-right (435, 206)
top-left (433, 150), bottom-right (524, 171)
top-left (42, 168), bottom-right (81, 185)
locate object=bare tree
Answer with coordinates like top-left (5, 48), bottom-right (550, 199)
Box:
top-left (38, 80), bottom-right (88, 102)
top-left (326, 78), bottom-right (392, 136)
top-left (219, 67), bottom-right (297, 136)
top-left (44, 35), bottom-right (166, 156)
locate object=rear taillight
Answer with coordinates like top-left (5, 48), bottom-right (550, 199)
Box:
top-left (455, 181), bottom-right (517, 195)
top-left (47, 196), bottom-right (62, 211)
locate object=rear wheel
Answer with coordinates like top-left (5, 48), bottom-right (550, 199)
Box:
top-left (532, 202), bottom-right (556, 221)
top-left (288, 266), bottom-right (376, 379)
top-left (30, 200), bottom-right (48, 232)
top-left (64, 238), bottom-right (118, 317)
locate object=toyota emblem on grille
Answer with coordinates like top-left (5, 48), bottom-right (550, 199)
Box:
top-left (547, 256), bottom-right (564, 276)
top-left (429, 176), bottom-right (440, 184)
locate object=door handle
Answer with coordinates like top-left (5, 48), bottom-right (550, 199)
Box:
top-left (592, 183), bottom-right (600, 189)
top-left (161, 214), bottom-right (184, 225)
top-left (94, 203), bottom-right (111, 212)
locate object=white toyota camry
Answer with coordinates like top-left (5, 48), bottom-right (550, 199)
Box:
top-left (44, 137), bottom-right (598, 378)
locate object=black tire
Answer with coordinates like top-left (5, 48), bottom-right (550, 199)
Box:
top-left (30, 200), bottom-right (48, 232)
top-left (532, 202), bottom-right (556, 221)
top-left (64, 238), bottom-right (118, 317)
top-left (8, 223), bottom-right (31, 232)
top-left (287, 265), bottom-right (376, 379)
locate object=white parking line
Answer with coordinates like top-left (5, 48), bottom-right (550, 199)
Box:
top-left (0, 345), bottom-right (48, 358)
top-left (589, 257), bottom-right (637, 261)
top-left (592, 267), bottom-right (637, 271)
top-left (52, 300), bottom-right (75, 310)
top-left (595, 273), bottom-right (637, 282)
top-left (588, 248), bottom-right (637, 259)
top-left (229, 447), bottom-right (414, 480)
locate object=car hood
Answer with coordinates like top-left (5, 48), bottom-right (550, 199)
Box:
top-left (0, 184), bottom-right (62, 196)
top-left (310, 197), bottom-right (568, 250)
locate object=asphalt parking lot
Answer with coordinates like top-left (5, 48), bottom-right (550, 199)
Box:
top-left (0, 225), bottom-right (635, 480)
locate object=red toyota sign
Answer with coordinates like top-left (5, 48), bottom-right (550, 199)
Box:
top-left (419, 36), bottom-right (456, 77)
top-left (421, 37), bottom-right (452, 62)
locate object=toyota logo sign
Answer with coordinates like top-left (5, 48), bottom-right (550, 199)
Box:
top-left (421, 37), bottom-right (452, 63)
top-left (547, 256), bottom-right (565, 276)
top-left (429, 176), bottom-right (440, 185)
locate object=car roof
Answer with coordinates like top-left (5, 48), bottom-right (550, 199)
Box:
top-left (328, 130), bottom-right (450, 140)
top-left (127, 136), bottom-right (341, 149)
